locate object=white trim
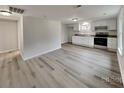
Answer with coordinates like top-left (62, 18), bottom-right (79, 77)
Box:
top-left (61, 42), bottom-right (68, 44)
top-left (118, 47), bottom-right (123, 56)
top-left (117, 51), bottom-right (124, 86)
top-left (0, 15), bottom-right (24, 59)
top-left (23, 47), bottom-right (61, 61)
top-left (19, 50), bottom-right (25, 60)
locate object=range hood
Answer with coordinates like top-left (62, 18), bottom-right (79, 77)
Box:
top-left (95, 26), bottom-right (108, 31)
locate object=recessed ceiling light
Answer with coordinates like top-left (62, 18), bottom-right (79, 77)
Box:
top-left (73, 5), bottom-right (82, 9)
top-left (72, 18), bottom-right (78, 22)
top-left (76, 5), bottom-right (82, 8)
top-left (0, 10), bottom-right (12, 16)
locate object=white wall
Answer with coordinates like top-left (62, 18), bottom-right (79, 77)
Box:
top-left (117, 7), bottom-right (123, 56)
top-left (23, 16), bottom-right (61, 60)
top-left (0, 19), bottom-right (18, 53)
top-left (61, 24), bottom-right (68, 44)
top-left (117, 6), bottom-right (124, 85)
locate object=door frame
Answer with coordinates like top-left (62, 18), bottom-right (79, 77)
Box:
top-left (0, 14), bottom-right (23, 55)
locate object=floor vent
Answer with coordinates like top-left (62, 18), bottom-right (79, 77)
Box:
top-left (9, 7), bottom-right (24, 14)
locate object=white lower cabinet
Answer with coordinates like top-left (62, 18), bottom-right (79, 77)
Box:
top-left (107, 37), bottom-right (117, 50)
top-left (72, 36), bottom-right (94, 47)
top-left (72, 36), bottom-right (117, 51)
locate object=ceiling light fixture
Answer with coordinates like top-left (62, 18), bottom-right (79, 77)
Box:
top-left (0, 5), bottom-right (12, 16)
top-left (72, 18), bottom-right (78, 22)
top-left (0, 10), bottom-right (12, 16)
top-left (73, 5), bottom-right (82, 9)
top-left (76, 5), bottom-right (82, 8)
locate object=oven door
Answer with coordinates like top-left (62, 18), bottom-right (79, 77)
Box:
top-left (94, 37), bottom-right (107, 46)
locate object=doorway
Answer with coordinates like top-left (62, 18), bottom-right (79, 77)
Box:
top-left (0, 19), bottom-right (18, 53)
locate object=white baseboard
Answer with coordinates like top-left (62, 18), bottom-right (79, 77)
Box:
top-left (117, 51), bottom-right (124, 86)
top-left (22, 47), bottom-right (61, 61)
top-left (61, 41), bottom-right (68, 44)
top-left (19, 50), bottom-right (25, 60)
top-left (0, 49), bottom-right (18, 53)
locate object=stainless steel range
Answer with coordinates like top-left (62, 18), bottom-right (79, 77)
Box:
top-left (94, 32), bottom-right (108, 49)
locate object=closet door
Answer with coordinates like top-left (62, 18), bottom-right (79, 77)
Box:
top-left (0, 19), bottom-right (18, 53)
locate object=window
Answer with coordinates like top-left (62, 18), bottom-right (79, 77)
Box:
top-left (79, 22), bottom-right (91, 31)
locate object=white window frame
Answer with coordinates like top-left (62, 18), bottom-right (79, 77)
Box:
top-left (79, 22), bottom-right (91, 31)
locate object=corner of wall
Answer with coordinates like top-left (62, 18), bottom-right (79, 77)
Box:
top-left (22, 46), bottom-right (61, 61)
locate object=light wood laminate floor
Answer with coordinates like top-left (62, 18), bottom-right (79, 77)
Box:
top-left (0, 44), bottom-right (123, 88)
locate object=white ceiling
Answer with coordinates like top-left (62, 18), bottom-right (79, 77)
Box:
top-left (11, 5), bottom-right (121, 24)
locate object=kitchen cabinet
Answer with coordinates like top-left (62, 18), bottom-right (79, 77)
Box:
top-left (72, 36), bottom-right (82, 45)
top-left (93, 18), bottom-right (117, 31)
top-left (92, 21), bottom-right (107, 31)
top-left (107, 37), bottom-right (117, 50)
top-left (94, 21), bottom-right (107, 27)
top-left (107, 19), bottom-right (117, 30)
top-left (72, 36), bottom-right (94, 47)
top-left (72, 36), bottom-right (117, 51)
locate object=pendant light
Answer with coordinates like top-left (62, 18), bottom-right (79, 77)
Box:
top-left (71, 5), bottom-right (82, 22)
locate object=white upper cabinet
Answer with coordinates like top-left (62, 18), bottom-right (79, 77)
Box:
top-left (107, 19), bottom-right (117, 31)
top-left (68, 18), bottom-right (117, 31)
top-left (94, 20), bottom-right (107, 26)
top-left (92, 20), bottom-right (107, 31)
top-left (93, 18), bottom-right (117, 31)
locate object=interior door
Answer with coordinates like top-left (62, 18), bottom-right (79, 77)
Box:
top-left (0, 19), bottom-right (18, 53)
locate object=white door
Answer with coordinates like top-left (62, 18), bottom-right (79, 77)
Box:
top-left (0, 19), bottom-right (18, 53)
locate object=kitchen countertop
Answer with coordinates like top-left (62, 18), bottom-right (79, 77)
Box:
top-left (107, 35), bottom-right (117, 38)
top-left (74, 34), bottom-right (117, 38)
top-left (74, 34), bottom-right (95, 37)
